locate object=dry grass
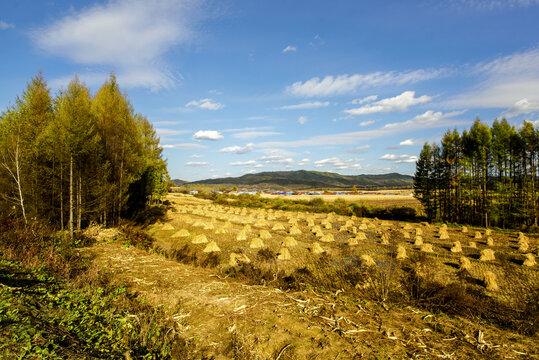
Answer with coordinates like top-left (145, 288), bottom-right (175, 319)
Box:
top-left (79, 194), bottom-right (539, 359)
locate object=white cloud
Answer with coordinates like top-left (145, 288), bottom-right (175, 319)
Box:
top-left (298, 116), bottom-right (307, 125)
top-left (350, 95), bottom-right (378, 104)
top-left (399, 139), bottom-right (415, 146)
top-left (208, 89), bottom-right (223, 95)
top-left (314, 157), bottom-right (363, 170)
top-left (344, 91), bottom-right (431, 115)
top-left (219, 143), bottom-right (254, 154)
top-left (449, 0), bottom-right (539, 9)
top-left (448, 48), bottom-right (539, 110)
top-left (162, 143), bottom-right (206, 149)
top-left (232, 131), bottom-right (281, 139)
top-left (186, 98), bottom-right (224, 111)
top-left (384, 110), bottom-right (466, 129)
top-left (192, 130), bottom-right (224, 141)
top-left (155, 128), bottom-right (190, 137)
top-left (190, 154), bottom-right (203, 158)
top-left (0, 21), bottom-right (14, 30)
top-left (258, 110), bottom-right (465, 148)
top-left (359, 120), bottom-right (375, 127)
top-left (229, 160), bottom-right (257, 166)
top-left (33, 0), bottom-right (199, 90)
top-left (347, 145), bottom-right (371, 153)
top-left (259, 155), bottom-right (294, 165)
top-left (282, 45), bottom-right (297, 53)
top-left (379, 154), bottom-right (418, 163)
top-left (503, 98), bottom-right (539, 118)
top-left (297, 158), bottom-right (310, 166)
top-left (186, 161), bottom-right (208, 166)
top-left (278, 101), bottom-right (330, 110)
top-left (286, 69), bottom-right (444, 97)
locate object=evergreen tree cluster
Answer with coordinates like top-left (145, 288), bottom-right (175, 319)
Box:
top-left (0, 72), bottom-right (169, 234)
top-left (414, 118), bottom-right (538, 228)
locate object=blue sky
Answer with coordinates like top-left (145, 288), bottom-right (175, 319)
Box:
top-left (1, 0), bottom-right (538, 181)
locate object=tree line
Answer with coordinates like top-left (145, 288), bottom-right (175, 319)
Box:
top-left (414, 118), bottom-right (538, 229)
top-left (0, 72), bottom-right (169, 237)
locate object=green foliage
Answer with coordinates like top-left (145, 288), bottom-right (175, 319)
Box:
top-left (414, 118), bottom-right (539, 228)
top-left (0, 73), bottom-right (170, 229)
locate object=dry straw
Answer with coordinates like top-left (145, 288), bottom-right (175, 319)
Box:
top-left (229, 252), bottom-right (251, 266)
top-left (203, 241), bottom-right (221, 253)
top-left (459, 257), bottom-right (472, 271)
top-left (420, 243), bottom-right (434, 252)
top-left (480, 249), bottom-right (495, 261)
top-left (474, 231), bottom-right (482, 239)
top-left (272, 223), bottom-right (285, 231)
top-left (439, 230), bottom-right (449, 240)
top-left (320, 233), bottom-right (335, 242)
top-left (462, 226), bottom-right (468, 233)
top-left (414, 235), bottom-right (424, 246)
top-left (469, 241), bottom-right (477, 248)
top-left (486, 237), bottom-right (494, 246)
top-left (347, 237), bottom-right (358, 246)
top-left (523, 253), bottom-right (536, 267)
top-left (289, 225), bottom-right (302, 235)
top-left (415, 228), bottom-right (423, 236)
top-left (451, 241), bottom-right (462, 253)
top-left (484, 271), bottom-right (498, 291)
top-left (192, 234), bottom-right (208, 244)
top-left (171, 229), bottom-right (190, 238)
top-left (380, 232), bottom-right (390, 245)
top-left (259, 230), bottom-right (272, 239)
top-left (277, 248), bottom-right (291, 260)
top-left (161, 223), bottom-right (175, 231)
top-left (361, 254), bottom-right (376, 267)
top-left (396, 245), bottom-right (407, 260)
top-left (282, 236), bottom-right (298, 247)
top-left (311, 242), bottom-right (325, 254)
top-left (249, 237), bottom-right (265, 249)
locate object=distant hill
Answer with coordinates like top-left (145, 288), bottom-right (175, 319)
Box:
top-left (171, 179), bottom-right (188, 186)
top-left (187, 170), bottom-right (413, 189)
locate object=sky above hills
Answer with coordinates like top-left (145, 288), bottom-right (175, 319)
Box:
top-left (1, 0), bottom-right (538, 181)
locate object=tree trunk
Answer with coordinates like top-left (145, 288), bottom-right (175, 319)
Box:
top-left (69, 155), bottom-right (73, 239)
top-left (77, 172), bottom-right (82, 230)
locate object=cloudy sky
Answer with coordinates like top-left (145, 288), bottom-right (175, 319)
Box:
top-left (1, 0), bottom-right (538, 181)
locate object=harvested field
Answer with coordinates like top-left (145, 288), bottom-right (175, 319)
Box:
top-left (84, 194), bottom-right (538, 359)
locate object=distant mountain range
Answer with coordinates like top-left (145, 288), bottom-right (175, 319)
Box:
top-left (171, 170), bottom-right (413, 189)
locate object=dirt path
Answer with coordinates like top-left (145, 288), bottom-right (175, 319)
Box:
top-left (86, 241), bottom-right (537, 359)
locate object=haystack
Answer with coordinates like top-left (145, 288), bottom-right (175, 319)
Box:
top-left (480, 249), bottom-right (495, 261)
top-left (215, 227), bottom-right (228, 234)
top-left (415, 228), bottom-right (423, 236)
top-left (396, 245), bottom-right (407, 260)
top-left (486, 237), bottom-right (494, 246)
top-left (311, 242), bottom-right (325, 254)
top-left (439, 230), bottom-right (449, 240)
top-left (420, 243), bottom-right (434, 252)
top-left (277, 248), bottom-right (291, 260)
top-left (249, 237), bottom-right (265, 249)
top-left (523, 253), bottom-right (536, 267)
top-left (485, 229), bottom-right (492, 236)
top-left (451, 241), bottom-right (462, 253)
top-left (172, 229), bottom-right (190, 238)
top-left (461, 226), bottom-right (468, 233)
top-left (459, 257), bottom-right (472, 271)
top-left (360, 254), bottom-right (376, 267)
top-left (474, 231), bottom-right (483, 239)
top-left (243, 225), bottom-right (252, 233)
top-left (314, 230), bottom-right (325, 238)
top-left (272, 223), bottom-right (285, 231)
top-left (402, 231), bottom-right (410, 239)
top-left (236, 230), bottom-right (247, 241)
top-left (320, 233), bottom-right (335, 242)
top-left (469, 241), bottom-right (477, 248)
top-left (355, 231), bottom-right (367, 240)
top-left (289, 226), bottom-right (302, 235)
top-left (229, 252), bottom-right (251, 266)
top-left (259, 230), bottom-right (272, 239)
top-left (203, 241), bottom-right (221, 253)
top-left (347, 237), bottom-right (358, 246)
top-left (307, 218), bottom-right (315, 227)
top-left (518, 239), bottom-right (529, 253)
top-left (282, 236), bottom-right (298, 247)
top-left (192, 221), bottom-right (205, 228)
top-left (359, 223), bottom-right (368, 231)
top-left (484, 271), bottom-right (498, 291)
top-left (380, 233), bottom-right (390, 245)
top-left (403, 223), bottom-right (413, 230)
top-left (192, 234), bottom-right (208, 244)
top-left (414, 236), bottom-right (424, 246)
top-left (203, 222), bottom-right (215, 230)
top-left (161, 223), bottom-right (175, 230)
